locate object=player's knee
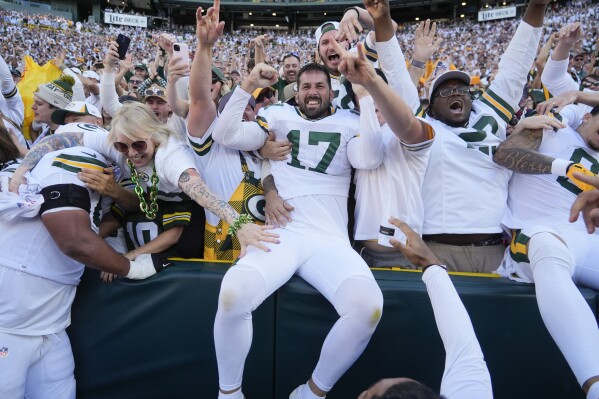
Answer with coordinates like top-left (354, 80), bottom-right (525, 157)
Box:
top-left (336, 277), bottom-right (384, 330)
top-left (218, 266), bottom-right (265, 317)
top-left (528, 232), bottom-right (573, 275)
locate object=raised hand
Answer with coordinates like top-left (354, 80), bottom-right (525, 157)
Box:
top-left (119, 54), bottom-right (134, 71)
top-left (332, 39), bottom-right (377, 87)
top-left (413, 19), bottom-right (443, 62)
top-left (246, 63), bottom-right (279, 90)
top-left (336, 7), bottom-right (363, 44)
top-left (558, 22), bottom-right (582, 49)
top-left (362, 0), bottom-right (390, 20)
top-left (236, 223), bottom-right (280, 258)
top-left (196, 0), bottom-right (225, 47)
top-left (104, 41), bottom-right (120, 69)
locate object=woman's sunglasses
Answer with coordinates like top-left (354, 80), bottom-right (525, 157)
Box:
top-left (113, 139), bottom-right (149, 153)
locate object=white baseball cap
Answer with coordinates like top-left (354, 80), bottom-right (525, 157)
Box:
top-left (315, 21), bottom-right (340, 46)
top-left (82, 70), bottom-right (101, 81)
top-left (51, 101), bottom-right (102, 125)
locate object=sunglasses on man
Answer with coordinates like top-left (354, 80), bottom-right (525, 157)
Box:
top-left (145, 88), bottom-right (165, 97)
top-left (257, 91), bottom-right (275, 103)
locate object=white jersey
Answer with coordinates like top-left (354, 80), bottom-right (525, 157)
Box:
top-left (257, 102), bottom-right (382, 200)
top-left (59, 122), bottom-right (197, 202)
top-left (0, 147), bottom-right (104, 335)
top-left (353, 121), bottom-right (433, 240)
top-left (422, 21), bottom-right (543, 234)
top-left (187, 119), bottom-right (264, 227)
top-left (331, 73), bottom-right (354, 110)
top-left (502, 127), bottom-right (599, 232)
top-left (353, 32), bottom-right (433, 241)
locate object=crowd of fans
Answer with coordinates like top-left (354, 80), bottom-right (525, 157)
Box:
top-left (2, 0), bottom-right (599, 398)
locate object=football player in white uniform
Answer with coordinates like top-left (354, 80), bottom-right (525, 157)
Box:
top-left (493, 109), bottom-right (599, 399)
top-left (0, 146), bottom-right (171, 399)
top-left (418, 0), bottom-right (552, 273)
top-left (187, 4), bottom-right (266, 261)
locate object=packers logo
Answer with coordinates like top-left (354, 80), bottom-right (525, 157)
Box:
top-left (76, 123), bottom-right (104, 132)
top-left (245, 193), bottom-right (266, 222)
top-left (139, 172), bottom-right (149, 182)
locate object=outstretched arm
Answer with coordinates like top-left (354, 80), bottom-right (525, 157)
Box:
top-left (187, 3), bottom-right (224, 139)
top-left (178, 168), bottom-right (280, 257)
top-left (541, 23), bottom-right (583, 96)
top-left (333, 40), bottom-right (429, 145)
top-left (389, 217), bottom-right (493, 399)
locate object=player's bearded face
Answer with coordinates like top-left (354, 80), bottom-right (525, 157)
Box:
top-left (430, 80), bottom-right (472, 127)
top-left (297, 71), bottom-right (332, 119)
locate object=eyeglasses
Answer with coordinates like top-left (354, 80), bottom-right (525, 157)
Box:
top-left (129, 79), bottom-right (142, 84)
top-left (212, 75), bottom-right (221, 84)
top-left (574, 57), bottom-right (584, 61)
top-left (113, 139), bottom-right (149, 153)
top-left (582, 80), bottom-right (599, 87)
top-left (144, 88), bottom-right (165, 97)
top-left (435, 87), bottom-right (471, 97)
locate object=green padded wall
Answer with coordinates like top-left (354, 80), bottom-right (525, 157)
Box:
top-left (68, 262), bottom-right (596, 399)
top-left (68, 262), bottom-right (276, 399)
top-left (275, 270), bottom-right (593, 399)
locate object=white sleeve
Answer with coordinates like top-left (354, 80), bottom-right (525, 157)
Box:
top-left (541, 56), bottom-right (579, 96)
top-left (82, 128), bottom-right (119, 161)
top-left (422, 266), bottom-right (493, 399)
top-left (156, 139), bottom-right (197, 187)
top-left (559, 103), bottom-right (587, 130)
top-left (374, 36), bottom-right (421, 113)
top-left (488, 21), bottom-right (543, 111)
top-left (347, 96), bottom-right (384, 170)
top-left (212, 87), bottom-right (267, 151)
top-left (0, 89), bottom-right (24, 125)
top-left (100, 70), bottom-right (123, 118)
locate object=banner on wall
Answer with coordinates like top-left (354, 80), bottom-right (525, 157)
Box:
top-left (478, 6), bottom-right (517, 21)
top-left (104, 12), bottom-right (147, 28)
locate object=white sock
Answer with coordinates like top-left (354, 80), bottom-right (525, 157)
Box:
top-left (529, 232), bottom-right (599, 386)
top-left (218, 389), bottom-right (243, 399)
top-left (299, 383), bottom-right (325, 399)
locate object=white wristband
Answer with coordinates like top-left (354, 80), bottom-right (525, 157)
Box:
top-left (551, 159), bottom-right (572, 176)
top-left (126, 253), bottom-right (157, 280)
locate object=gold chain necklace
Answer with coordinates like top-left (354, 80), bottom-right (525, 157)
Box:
top-left (127, 159), bottom-right (159, 219)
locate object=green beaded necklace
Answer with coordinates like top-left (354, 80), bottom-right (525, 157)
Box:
top-left (127, 159), bottom-right (160, 220)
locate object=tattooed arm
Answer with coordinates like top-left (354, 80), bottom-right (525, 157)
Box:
top-left (493, 115), bottom-right (567, 174)
top-left (493, 128), bottom-right (554, 174)
top-left (9, 132), bottom-right (84, 192)
top-left (178, 168), bottom-right (280, 256)
top-left (178, 168), bottom-right (239, 224)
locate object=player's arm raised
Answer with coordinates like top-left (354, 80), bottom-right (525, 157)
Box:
top-left (188, 3), bottom-right (224, 139)
top-left (332, 39), bottom-right (429, 145)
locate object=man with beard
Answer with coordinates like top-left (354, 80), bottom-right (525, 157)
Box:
top-left (212, 61), bottom-right (386, 399)
top-left (273, 51), bottom-right (301, 101)
top-left (493, 108), bottom-right (599, 398)
top-left (418, 0), bottom-right (552, 273)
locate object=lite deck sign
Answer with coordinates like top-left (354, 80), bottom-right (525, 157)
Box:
top-left (104, 12), bottom-right (148, 28)
top-left (478, 6), bottom-right (517, 21)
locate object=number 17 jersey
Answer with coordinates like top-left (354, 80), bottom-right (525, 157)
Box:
top-left (257, 103), bottom-right (366, 200)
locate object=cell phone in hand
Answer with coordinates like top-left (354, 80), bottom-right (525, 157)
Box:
top-left (172, 43), bottom-right (190, 75)
top-left (116, 34), bottom-right (131, 60)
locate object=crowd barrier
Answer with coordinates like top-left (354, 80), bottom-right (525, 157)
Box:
top-left (68, 260), bottom-right (595, 399)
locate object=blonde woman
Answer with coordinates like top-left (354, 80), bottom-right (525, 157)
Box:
top-left (10, 102), bottom-right (278, 257)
